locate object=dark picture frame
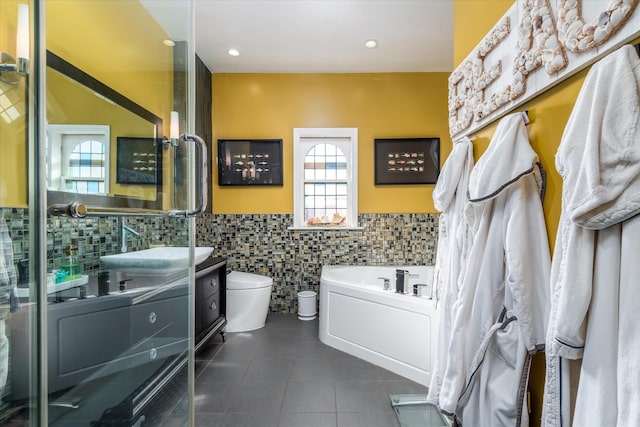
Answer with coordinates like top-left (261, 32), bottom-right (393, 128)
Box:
top-left (116, 137), bottom-right (161, 185)
top-left (374, 138), bottom-right (440, 185)
top-left (218, 139), bottom-right (283, 186)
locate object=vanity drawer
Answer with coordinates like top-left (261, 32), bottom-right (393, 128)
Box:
top-left (130, 295), bottom-right (188, 350)
top-left (197, 269), bottom-right (221, 299)
top-left (57, 306), bottom-right (131, 375)
top-left (201, 291), bottom-right (221, 330)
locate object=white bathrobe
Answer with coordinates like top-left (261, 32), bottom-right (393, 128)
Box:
top-left (427, 137), bottom-right (474, 407)
top-left (439, 113), bottom-right (550, 426)
top-left (543, 44), bottom-right (640, 427)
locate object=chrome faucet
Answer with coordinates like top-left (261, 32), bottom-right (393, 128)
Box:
top-left (395, 269), bottom-right (419, 294)
top-left (120, 218), bottom-right (140, 253)
top-left (412, 283), bottom-right (432, 298)
top-left (377, 277), bottom-right (391, 291)
top-left (395, 269), bottom-right (409, 293)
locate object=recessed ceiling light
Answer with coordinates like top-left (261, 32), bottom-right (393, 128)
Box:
top-left (162, 39), bottom-right (176, 47)
top-left (228, 48), bottom-right (240, 57)
top-left (364, 39), bottom-right (378, 49)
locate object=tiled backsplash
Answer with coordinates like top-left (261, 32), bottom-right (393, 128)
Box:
top-left (196, 213), bottom-right (439, 313)
top-left (3, 208), bottom-right (188, 278)
top-left (3, 209), bottom-right (438, 313)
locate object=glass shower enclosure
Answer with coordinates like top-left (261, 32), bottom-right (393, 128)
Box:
top-left (0, 0), bottom-right (202, 425)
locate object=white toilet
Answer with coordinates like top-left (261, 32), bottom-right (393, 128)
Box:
top-left (225, 271), bottom-right (273, 332)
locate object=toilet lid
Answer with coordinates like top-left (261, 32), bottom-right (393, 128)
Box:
top-left (226, 271), bottom-right (273, 290)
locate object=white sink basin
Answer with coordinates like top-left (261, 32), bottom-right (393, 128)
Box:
top-left (100, 247), bottom-right (214, 274)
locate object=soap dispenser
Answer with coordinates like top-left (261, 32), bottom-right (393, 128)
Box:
top-left (61, 244), bottom-right (81, 281)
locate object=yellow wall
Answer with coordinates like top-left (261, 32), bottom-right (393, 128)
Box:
top-left (453, 1), bottom-right (513, 66)
top-left (46, 0), bottom-right (174, 120)
top-left (212, 72), bottom-right (450, 214)
top-left (0, 0), bottom-right (175, 208)
top-left (46, 0), bottom-right (175, 206)
top-left (0, 0), bottom-right (28, 207)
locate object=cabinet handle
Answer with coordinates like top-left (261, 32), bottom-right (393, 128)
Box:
top-left (148, 312), bottom-right (157, 324)
top-left (209, 302), bottom-right (216, 310)
top-left (210, 279), bottom-right (217, 287)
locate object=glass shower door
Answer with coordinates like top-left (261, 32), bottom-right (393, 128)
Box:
top-left (1, 0), bottom-right (200, 423)
top-left (42, 0), bottom-right (198, 425)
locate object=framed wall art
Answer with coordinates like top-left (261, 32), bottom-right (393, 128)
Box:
top-left (218, 139), bottom-right (283, 186)
top-left (116, 136), bottom-right (160, 185)
top-left (374, 138), bottom-right (440, 185)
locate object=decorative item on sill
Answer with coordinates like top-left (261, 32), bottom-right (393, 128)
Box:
top-left (307, 213), bottom-right (346, 226)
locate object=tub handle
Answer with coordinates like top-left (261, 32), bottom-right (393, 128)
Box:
top-left (377, 277), bottom-right (391, 291)
top-left (412, 283), bottom-right (432, 298)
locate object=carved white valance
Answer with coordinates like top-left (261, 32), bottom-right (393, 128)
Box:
top-left (449, 0), bottom-right (640, 140)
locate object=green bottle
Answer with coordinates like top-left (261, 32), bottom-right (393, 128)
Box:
top-left (61, 245), bottom-right (81, 281)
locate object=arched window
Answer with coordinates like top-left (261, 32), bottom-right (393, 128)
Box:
top-left (46, 124), bottom-right (110, 195)
top-left (303, 143), bottom-right (348, 221)
top-left (293, 128), bottom-right (358, 228)
top-left (65, 139), bottom-right (106, 194)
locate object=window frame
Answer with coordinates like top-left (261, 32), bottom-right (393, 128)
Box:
top-left (64, 138), bottom-right (107, 194)
top-left (292, 127), bottom-right (359, 229)
top-left (47, 124), bottom-right (110, 194)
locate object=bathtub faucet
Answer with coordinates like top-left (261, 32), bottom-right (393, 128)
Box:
top-left (412, 283), bottom-right (432, 298)
top-left (377, 277), bottom-right (391, 291)
top-left (395, 269), bottom-right (419, 294)
top-left (395, 269), bottom-right (408, 293)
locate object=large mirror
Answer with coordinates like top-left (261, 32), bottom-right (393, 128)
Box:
top-left (46, 51), bottom-right (165, 210)
top-left (45, 0), bottom-right (185, 212)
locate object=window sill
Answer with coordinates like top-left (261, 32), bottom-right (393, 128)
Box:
top-left (288, 226), bottom-right (364, 231)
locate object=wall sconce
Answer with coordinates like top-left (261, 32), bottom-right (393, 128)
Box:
top-left (162, 111), bottom-right (180, 149)
top-left (0, 4), bottom-right (29, 85)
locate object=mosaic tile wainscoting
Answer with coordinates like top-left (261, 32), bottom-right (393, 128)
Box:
top-left (3, 208), bottom-right (439, 314)
top-left (2, 208), bottom-right (188, 280)
top-left (196, 213), bottom-right (439, 313)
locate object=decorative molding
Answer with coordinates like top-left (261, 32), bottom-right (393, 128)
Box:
top-left (449, 0), bottom-right (640, 140)
top-left (558, 0), bottom-right (638, 52)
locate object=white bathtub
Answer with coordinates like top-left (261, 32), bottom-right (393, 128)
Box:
top-left (319, 265), bottom-right (438, 386)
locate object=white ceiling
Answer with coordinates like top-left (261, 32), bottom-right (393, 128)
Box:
top-left (191, 0), bottom-right (455, 74)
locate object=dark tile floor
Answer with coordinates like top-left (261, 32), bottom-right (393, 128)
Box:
top-left (193, 313), bottom-right (429, 427)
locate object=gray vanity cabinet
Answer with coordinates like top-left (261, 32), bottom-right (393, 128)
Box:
top-left (9, 283), bottom-right (189, 401)
top-left (9, 258), bottom-right (226, 404)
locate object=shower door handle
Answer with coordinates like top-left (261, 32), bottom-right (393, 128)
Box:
top-left (169, 133), bottom-right (208, 217)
